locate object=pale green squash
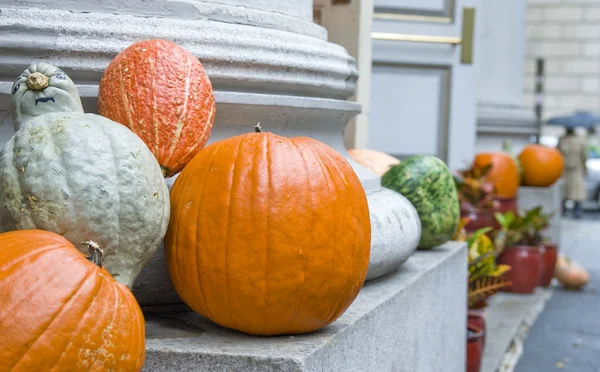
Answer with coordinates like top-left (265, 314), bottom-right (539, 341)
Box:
top-left (1, 63), bottom-right (170, 288)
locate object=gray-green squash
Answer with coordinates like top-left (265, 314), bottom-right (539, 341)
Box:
top-left (1, 63), bottom-right (170, 288)
top-left (11, 62), bottom-right (84, 131)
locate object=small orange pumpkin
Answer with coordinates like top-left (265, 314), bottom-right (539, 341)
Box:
top-left (98, 39), bottom-right (215, 177)
top-left (518, 144), bottom-right (564, 187)
top-left (0, 230), bottom-right (145, 372)
top-left (474, 152), bottom-right (520, 198)
top-left (165, 125), bottom-right (371, 336)
top-left (347, 148), bottom-right (400, 176)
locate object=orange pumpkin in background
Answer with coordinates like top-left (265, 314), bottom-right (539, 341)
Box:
top-left (165, 125), bottom-right (371, 336)
top-left (0, 230), bottom-right (145, 372)
top-left (474, 152), bottom-right (520, 198)
top-left (348, 148), bottom-right (400, 176)
top-left (98, 39), bottom-right (215, 177)
top-left (518, 144), bottom-right (564, 187)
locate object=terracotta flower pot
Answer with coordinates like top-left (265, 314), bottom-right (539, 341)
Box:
top-left (497, 245), bottom-right (542, 294)
top-left (460, 208), bottom-right (498, 233)
top-left (468, 309), bottom-right (486, 348)
top-left (467, 325), bottom-right (484, 372)
top-left (494, 196), bottom-right (518, 214)
top-left (538, 242), bottom-right (558, 287)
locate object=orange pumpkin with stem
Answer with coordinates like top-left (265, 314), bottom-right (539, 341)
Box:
top-left (518, 144), bottom-right (564, 187)
top-left (0, 230), bottom-right (145, 372)
top-left (474, 152), bottom-right (520, 198)
top-left (98, 39), bottom-right (215, 177)
top-left (165, 124), bottom-right (371, 336)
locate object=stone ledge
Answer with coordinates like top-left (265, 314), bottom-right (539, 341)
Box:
top-left (142, 242), bottom-right (467, 372)
top-left (517, 181), bottom-right (563, 245)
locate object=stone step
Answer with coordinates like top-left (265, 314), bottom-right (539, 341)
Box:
top-left (481, 288), bottom-right (553, 372)
top-left (142, 242), bottom-right (466, 372)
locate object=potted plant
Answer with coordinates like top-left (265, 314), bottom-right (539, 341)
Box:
top-left (467, 227), bottom-right (511, 336)
top-left (455, 226), bottom-right (511, 372)
top-left (524, 207), bottom-right (557, 287)
top-left (467, 325), bottom-right (485, 372)
top-left (494, 208), bottom-right (546, 294)
top-left (454, 164), bottom-right (499, 232)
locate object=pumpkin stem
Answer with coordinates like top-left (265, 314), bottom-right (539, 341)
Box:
top-left (254, 122), bottom-right (262, 133)
top-left (82, 241), bottom-right (104, 269)
top-left (26, 72), bottom-right (49, 91)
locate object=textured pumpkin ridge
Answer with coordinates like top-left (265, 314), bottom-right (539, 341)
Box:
top-left (69, 274), bottom-right (115, 371)
top-left (173, 141), bottom-right (224, 321)
top-left (313, 141), bottom-right (366, 326)
top-left (0, 243), bottom-right (60, 276)
top-left (304, 141), bottom-right (346, 331)
top-left (162, 53), bottom-right (192, 165)
top-left (222, 136), bottom-right (245, 332)
top-left (118, 67), bottom-right (136, 140)
top-left (120, 283), bottom-right (145, 372)
top-left (167, 97), bottom-right (215, 176)
top-left (0, 253), bottom-right (84, 325)
top-left (191, 141), bottom-right (227, 323)
top-left (8, 263), bottom-right (97, 371)
top-left (281, 139), bottom-right (314, 334)
top-left (44, 271), bottom-right (104, 371)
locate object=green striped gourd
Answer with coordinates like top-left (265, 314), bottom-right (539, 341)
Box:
top-left (382, 155), bottom-right (459, 249)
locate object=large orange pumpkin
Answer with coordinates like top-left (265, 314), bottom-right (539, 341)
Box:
top-left (474, 152), bottom-right (520, 197)
top-left (518, 144), bottom-right (564, 187)
top-left (0, 230), bottom-right (145, 372)
top-left (165, 126), bottom-right (371, 336)
top-left (98, 39), bottom-right (215, 177)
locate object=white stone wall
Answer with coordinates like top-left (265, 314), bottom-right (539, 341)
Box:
top-left (525, 0), bottom-right (600, 122)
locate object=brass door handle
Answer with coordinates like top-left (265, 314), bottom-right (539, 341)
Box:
top-left (371, 7), bottom-right (476, 64)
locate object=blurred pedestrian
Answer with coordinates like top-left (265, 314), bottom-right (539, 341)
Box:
top-left (558, 128), bottom-right (588, 219)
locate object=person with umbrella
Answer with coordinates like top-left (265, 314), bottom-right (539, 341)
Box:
top-left (550, 112), bottom-right (594, 218)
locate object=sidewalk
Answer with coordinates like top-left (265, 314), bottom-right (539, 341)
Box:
top-left (515, 219), bottom-right (600, 372)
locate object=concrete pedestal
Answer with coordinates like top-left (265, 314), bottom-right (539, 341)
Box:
top-left (517, 180), bottom-right (563, 245)
top-left (143, 242), bottom-right (467, 372)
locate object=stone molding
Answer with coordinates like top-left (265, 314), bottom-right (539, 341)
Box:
top-left (0, 6), bottom-right (357, 100)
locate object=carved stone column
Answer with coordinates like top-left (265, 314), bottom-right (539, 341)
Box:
top-left (0, 0), bottom-right (418, 305)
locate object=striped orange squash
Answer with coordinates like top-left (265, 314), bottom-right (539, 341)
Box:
top-left (98, 39), bottom-right (215, 177)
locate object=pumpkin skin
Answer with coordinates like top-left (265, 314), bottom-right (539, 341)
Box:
top-left (165, 128), bottom-right (371, 336)
top-left (0, 230), bottom-right (145, 372)
top-left (474, 152), bottom-right (520, 198)
top-left (11, 62), bottom-right (84, 131)
top-left (518, 144), bottom-right (564, 187)
top-left (98, 39), bottom-right (215, 177)
top-left (347, 148), bottom-right (400, 176)
top-left (2, 63), bottom-right (170, 288)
